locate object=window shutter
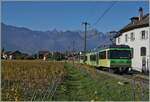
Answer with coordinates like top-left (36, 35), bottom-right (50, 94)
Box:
top-left (133, 33), bottom-right (135, 40)
top-left (146, 30), bottom-right (148, 39)
top-left (140, 31), bottom-right (142, 40)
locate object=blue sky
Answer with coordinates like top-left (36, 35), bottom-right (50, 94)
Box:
top-left (2, 1), bottom-right (149, 33)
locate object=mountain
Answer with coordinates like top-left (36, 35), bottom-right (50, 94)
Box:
top-left (1, 23), bottom-right (113, 54)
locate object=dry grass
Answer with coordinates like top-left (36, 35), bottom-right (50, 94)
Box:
top-left (1, 61), bottom-right (149, 101)
top-left (1, 60), bottom-right (65, 101)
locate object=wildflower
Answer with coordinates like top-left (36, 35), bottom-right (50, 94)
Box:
top-left (95, 96), bottom-right (99, 100)
top-left (94, 91), bottom-right (97, 94)
top-left (91, 99), bottom-right (94, 102)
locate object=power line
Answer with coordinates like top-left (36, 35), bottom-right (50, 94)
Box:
top-left (80, 2), bottom-right (117, 53)
top-left (80, 1), bottom-right (117, 41)
top-left (85, 1), bottom-right (99, 22)
top-left (91, 1), bottom-right (117, 27)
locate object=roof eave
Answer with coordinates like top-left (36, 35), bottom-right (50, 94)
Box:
top-left (114, 23), bottom-right (149, 38)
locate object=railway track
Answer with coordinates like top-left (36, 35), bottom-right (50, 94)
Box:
top-left (95, 68), bottom-right (149, 87)
top-left (74, 63), bottom-right (149, 90)
top-left (75, 63), bottom-right (149, 85)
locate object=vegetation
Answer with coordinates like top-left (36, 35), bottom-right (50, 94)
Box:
top-left (54, 63), bottom-right (149, 101)
top-left (48, 52), bottom-right (66, 61)
top-left (53, 63), bottom-right (101, 101)
top-left (1, 60), bottom-right (65, 101)
top-left (1, 60), bottom-right (149, 101)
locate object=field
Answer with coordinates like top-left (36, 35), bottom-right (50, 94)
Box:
top-left (1, 60), bottom-right (65, 101)
top-left (1, 60), bottom-right (149, 101)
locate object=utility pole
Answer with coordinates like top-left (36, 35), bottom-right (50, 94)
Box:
top-left (82, 22), bottom-right (90, 63)
top-left (109, 31), bottom-right (117, 45)
top-left (72, 40), bottom-right (75, 54)
top-left (72, 40), bottom-right (75, 65)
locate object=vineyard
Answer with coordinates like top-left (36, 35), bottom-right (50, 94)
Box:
top-left (1, 60), bottom-right (149, 101)
top-left (1, 60), bottom-right (65, 101)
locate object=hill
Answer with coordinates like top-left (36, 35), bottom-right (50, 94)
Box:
top-left (1, 23), bottom-right (112, 54)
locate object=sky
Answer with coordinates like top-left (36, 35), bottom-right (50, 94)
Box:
top-left (1, 1), bottom-right (149, 33)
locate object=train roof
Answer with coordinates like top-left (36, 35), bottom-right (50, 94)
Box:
top-left (108, 45), bottom-right (130, 48)
top-left (81, 45), bottom-right (131, 55)
top-left (96, 45), bottom-right (130, 51)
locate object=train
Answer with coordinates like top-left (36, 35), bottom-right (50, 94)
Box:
top-left (79, 45), bottom-right (132, 73)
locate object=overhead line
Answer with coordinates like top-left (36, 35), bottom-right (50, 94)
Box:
top-left (91, 1), bottom-right (117, 27)
top-left (85, 1), bottom-right (99, 22)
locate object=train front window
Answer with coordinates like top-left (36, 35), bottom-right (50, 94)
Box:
top-left (108, 50), bottom-right (131, 59)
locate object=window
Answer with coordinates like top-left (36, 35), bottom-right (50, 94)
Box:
top-left (85, 56), bottom-right (87, 61)
top-left (118, 37), bottom-right (120, 44)
top-left (125, 34), bottom-right (128, 42)
top-left (130, 32), bottom-right (135, 41)
top-left (141, 30), bottom-right (146, 39)
top-left (141, 47), bottom-right (146, 56)
top-left (80, 55), bottom-right (84, 60)
top-left (107, 50), bottom-right (131, 59)
top-left (90, 54), bottom-right (96, 61)
top-left (141, 30), bottom-right (148, 40)
top-left (99, 51), bottom-right (106, 59)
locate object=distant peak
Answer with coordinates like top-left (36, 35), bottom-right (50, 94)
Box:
top-left (52, 28), bottom-right (58, 32)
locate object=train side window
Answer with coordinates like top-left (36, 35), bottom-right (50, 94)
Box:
top-left (93, 55), bottom-right (96, 61)
top-left (99, 51), bottom-right (106, 59)
top-left (90, 54), bottom-right (96, 61)
top-left (85, 56), bottom-right (87, 61)
top-left (90, 55), bottom-right (92, 61)
top-left (80, 55), bottom-right (84, 60)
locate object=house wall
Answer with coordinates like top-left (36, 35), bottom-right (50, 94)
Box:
top-left (116, 26), bottom-right (150, 72)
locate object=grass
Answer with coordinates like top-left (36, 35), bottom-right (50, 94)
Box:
top-left (1, 60), bottom-right (65, 101)
top-left (53, 63), bottom-right (98, 101)
top-left (54, 63), bottom-right (149, 101)
top-left (1, 60), bottom-right (149, 101)
top-left (80, 64), bottom-right (149, 101)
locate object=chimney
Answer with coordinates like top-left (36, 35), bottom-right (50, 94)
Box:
top-left (139, 7), bottom-right (143, 20)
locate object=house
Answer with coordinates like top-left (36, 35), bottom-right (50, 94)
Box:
top-left (114, 7), bottom-right (149, 72)
top-left (38, 51), bottom-right (49, 60)
top-left (1, 50), bottom-right (28, 60)
top-left (1, 51), bottom-right (12, 59)
top-left (9, 50), bottom-right (26, 59)
top-left (51, 52), bottom-right (66, 61)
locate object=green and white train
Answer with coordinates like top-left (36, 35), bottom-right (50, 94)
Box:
top-left (79, 45), bottom-right (132, 73)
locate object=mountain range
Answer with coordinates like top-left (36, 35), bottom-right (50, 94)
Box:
top-left (1, 23), bottom-right (113, 54)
